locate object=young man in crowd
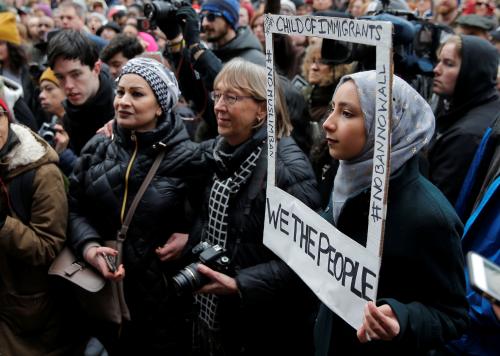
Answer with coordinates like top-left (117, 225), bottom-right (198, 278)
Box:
top-left (47, 30), bottom-right (114, 156)
top-left (100, 34), bottom-right (144, 79)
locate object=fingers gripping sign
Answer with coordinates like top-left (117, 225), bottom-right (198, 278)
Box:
top-left (263, 13), bottom-right (393, 329)
top-left (357, 301), bottom-right (400, 343)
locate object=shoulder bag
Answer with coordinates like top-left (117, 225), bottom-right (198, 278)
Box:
top-left (49, 150), bottom-right (166, 324)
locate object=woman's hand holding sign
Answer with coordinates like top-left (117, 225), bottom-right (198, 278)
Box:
top-left (357, 301), bottom-right (400, 343)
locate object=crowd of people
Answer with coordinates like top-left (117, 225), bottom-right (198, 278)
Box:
top-left (0, 0), bottom-right (499, 355)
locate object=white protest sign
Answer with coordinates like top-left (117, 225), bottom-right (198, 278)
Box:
top-left (263, 14), bottom-right (393, 329)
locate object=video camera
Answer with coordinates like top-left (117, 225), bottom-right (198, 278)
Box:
top-left (143, 0), bottom-right (186, 29)
top-left (321, 10), bottom-right (446, 77)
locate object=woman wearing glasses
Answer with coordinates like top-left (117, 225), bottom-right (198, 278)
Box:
top-left (182, 58), bottom-right (320, 355)
top-left (0, 98), bottom-right (74, 354)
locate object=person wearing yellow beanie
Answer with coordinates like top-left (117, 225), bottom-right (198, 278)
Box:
top-left (0, 11), bottom-right (36, 118)
top-left (0, 12), bottom-right (22, 46)
top-left (39, 67), bottom-right (66, 121)
top-left (39, 67), bottom-right (60, 86)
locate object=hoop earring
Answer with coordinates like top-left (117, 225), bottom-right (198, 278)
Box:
top-left (252, 116), bottom-right (265, 130)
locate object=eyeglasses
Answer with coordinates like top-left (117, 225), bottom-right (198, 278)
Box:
top-left (200, 11), bottom-right (223, 22)
top-left (475, 1), bottom-right (490, 7)
top-left (210, 92), bottom-right (255, 105)
top-left (0, 110), bottom-right (7, 117)
top-left (311, 58), bottom-right (332, 66)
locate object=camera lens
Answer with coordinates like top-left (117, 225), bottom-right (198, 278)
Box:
top-left (172, 263), bottom-right (207, 295)
top-left (143, 2), bottom-right (157, 20)
top-left (144, 1), bottom-right (176, 22)
top-left (41, 131), bottom-right (55, 141)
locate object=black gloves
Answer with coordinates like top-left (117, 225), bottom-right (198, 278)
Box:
top-left (158, 12), bottom-right (181, 41)
top-left (175, 5), bottom-right (201, 47)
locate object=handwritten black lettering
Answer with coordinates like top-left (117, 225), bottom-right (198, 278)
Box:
top-left (279, 208), bottom-right (289, 235)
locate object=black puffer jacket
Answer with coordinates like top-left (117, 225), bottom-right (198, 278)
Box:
top-left (189, 127), bottom-right (321, 355)
top-left (428, 35), bottom-right (500, 208)
top-left (68, 113), bottom-right (198, 354)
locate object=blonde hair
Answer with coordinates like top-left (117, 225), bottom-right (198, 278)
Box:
top-left (440, 35), bottom-right (463, 58)
top-left (214, 58), bottom-right (292, 138)
top-left (347, 0), bottom-right (369, 16)
top-left (302, 42), bottom-right (352, 87)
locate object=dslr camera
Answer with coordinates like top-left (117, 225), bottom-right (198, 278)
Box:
top-left (144, 0), bottom-right (185, 29)
top-left (38, 117), bottom-right (58, 147)
top-left (172, 241), bottom-right (231, 295)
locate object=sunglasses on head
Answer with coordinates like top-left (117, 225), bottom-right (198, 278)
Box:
top-left (201, 11), bottom-right (223, 22)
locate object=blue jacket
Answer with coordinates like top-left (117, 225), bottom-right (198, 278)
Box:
top-left (448, 120), bottom-right (500, 356)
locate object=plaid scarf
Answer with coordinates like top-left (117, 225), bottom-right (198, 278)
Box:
top-left (197, 140), bottom-right (263, 330)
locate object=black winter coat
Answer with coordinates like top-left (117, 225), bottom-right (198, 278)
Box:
top-left (189, 127), bottom-right (321, 355)
top-left (315, 157), bottom-right (469, 356)
top-left (68, 114), bottom-right (198, 354)
top-left (428, 35), bottom-right (500, 208)
top-left (63, 70), bottom-right (115, 155)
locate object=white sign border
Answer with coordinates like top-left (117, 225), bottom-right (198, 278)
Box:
top-left (263, 14), bottom-right (393, 329)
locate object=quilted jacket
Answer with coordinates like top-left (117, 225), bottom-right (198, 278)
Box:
top-left (68, 113), bottom-right (200, 354)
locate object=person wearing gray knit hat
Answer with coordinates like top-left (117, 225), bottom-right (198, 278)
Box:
top-left (118, 57), bottom-right (180, 116)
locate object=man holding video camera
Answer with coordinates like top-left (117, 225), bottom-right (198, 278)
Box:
top-left (155, 0), bottom-right (265, 139)
top-left (164, 0), bottom-right (265, 68)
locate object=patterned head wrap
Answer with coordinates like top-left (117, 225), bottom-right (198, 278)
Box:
top-left (118, 57), bottom-right (180, 115)
top-left (330, 70), bottom-right (435, 223)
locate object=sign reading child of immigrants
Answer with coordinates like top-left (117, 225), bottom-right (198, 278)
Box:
top-left (263, 14), bottom-right (393, 329)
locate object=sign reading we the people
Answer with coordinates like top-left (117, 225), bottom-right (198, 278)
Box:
top-left (263, 14), bottom-right (393, 329)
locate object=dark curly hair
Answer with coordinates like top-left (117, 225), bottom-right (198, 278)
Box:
top-left (0, 42), bottom-right (28, 74)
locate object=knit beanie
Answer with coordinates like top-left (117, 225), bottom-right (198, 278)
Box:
top-left (281, 0), bottom-right (297, 14)
top-left (0, 12), bottom-right (21, 46)
top-left (202, 0), bottom-right (240, 30)
top-left (138, 32), bottom-right (159, 52)
top-left (119, 57), bottom-right (180, 115)
top-left (39, 67), bottom-right (60, 86)
top-left (34, 3), bottom-right (52, 17)
top-left (241, 2), bottom-right (254, 22)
